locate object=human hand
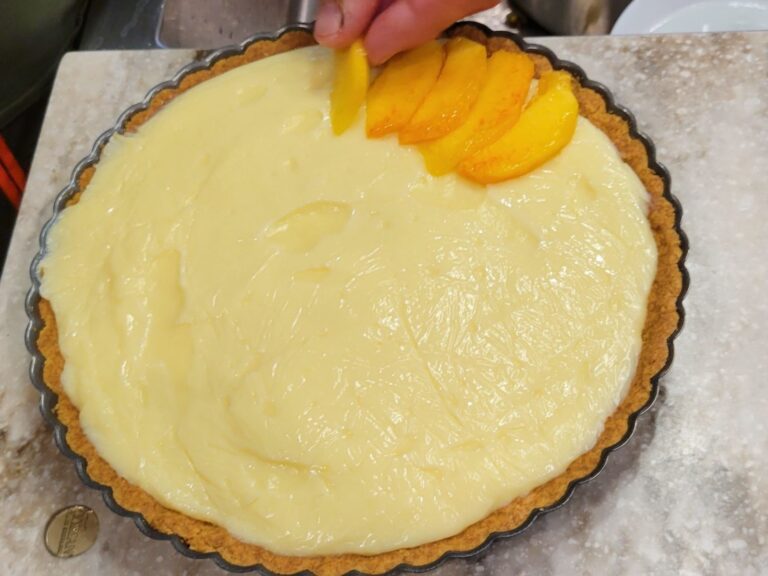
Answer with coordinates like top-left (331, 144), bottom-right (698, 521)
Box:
top-left (314, 0), bottom-right (500, 65)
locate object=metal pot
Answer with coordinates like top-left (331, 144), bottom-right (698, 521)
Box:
top-left (511, 0), bottom-right (633, 35)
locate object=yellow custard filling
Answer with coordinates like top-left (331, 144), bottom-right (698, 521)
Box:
top-left (41, 46), bottom-right (657, 556)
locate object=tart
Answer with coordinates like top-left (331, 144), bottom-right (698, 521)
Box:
top-left (27, 24), bottom-right (687, 575)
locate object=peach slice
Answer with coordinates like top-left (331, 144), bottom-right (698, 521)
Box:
top-left (527, 69), bottom-right (572, 106)
top-left (330, 40), bottom-right (370, 135)
top-left (458, 71), bottom-right (579, 184)
top-left (366, 41), bottom-right (445, 138)
top-left (398, 37), bottom-right (488, 145)
top-left (419, 50), bottom-right (534, 176)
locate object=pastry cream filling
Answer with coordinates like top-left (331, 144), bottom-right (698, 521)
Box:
top-left (41, 46), bottom-right (657, 555)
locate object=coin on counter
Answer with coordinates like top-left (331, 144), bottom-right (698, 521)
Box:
top-left (44, 505), bottom-right (99, 558)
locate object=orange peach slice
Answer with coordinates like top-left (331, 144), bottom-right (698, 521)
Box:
top-left (419, 50), bottom-right (534, 176)
top-left (399, 38), bottom-right (488, 144)
top-left (366, 41), bottom-right (445, 138)
top-left (458, 71), bottom-right (579, 184)
top-left (330, 40), bottom-right (370, 135)
top-left (527, 69), bottom-right (573, 106)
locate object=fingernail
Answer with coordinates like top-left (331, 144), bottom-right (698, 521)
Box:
top-left (315, 0), bottom-right (343, 39)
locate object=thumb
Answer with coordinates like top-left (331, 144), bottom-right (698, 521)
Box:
top-left (314, 0), bottom-right (381, 48)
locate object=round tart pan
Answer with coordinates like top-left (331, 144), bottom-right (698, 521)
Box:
top-left (26, 22), bottom-right (689, 576)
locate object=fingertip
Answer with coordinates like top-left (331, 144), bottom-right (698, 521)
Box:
top-left (363, 39), bottom-right (394, 66)
top-left (364, 24), bottom-right (435, 66)
top-left (362, 0), bottom-right (442, 65)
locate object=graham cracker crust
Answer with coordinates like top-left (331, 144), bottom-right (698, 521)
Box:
top-left (34, 25), bottom-right (686, 576)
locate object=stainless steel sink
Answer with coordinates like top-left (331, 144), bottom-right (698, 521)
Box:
top-left (157, 0), bottom-right (318, 48)
top-left (79, 0), bottom-right (517, 51)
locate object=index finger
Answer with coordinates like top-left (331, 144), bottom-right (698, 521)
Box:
top-left (364, 0), bottom-right (499, 65)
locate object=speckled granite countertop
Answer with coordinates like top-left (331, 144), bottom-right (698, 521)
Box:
top-left (1, 31), bottom-right (766, 576)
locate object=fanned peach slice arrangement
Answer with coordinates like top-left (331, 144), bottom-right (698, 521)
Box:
top-left (458, 71), bottom-right (579, 183)
top-left (329, 39), bottom-right (579, 183)
top-left (366, 41), bottom-right (445, 137)
top-left (398, 38), bottom-right (487, 144)
top-left (420, 50), bottom-right (534, 176)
